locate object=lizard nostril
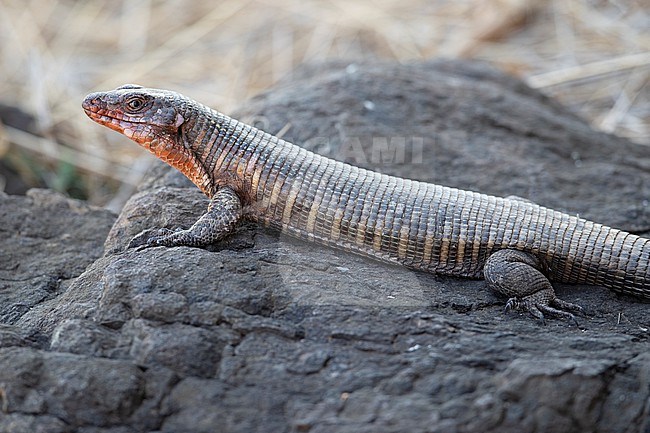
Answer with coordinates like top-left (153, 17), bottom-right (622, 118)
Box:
top-left (82, 92), bottom-right (105, 110)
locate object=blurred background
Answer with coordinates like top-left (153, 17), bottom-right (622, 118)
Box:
top-left (0, 0), bottom-right (648, 211)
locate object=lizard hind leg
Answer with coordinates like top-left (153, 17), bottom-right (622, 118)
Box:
top-left (483, 249), bottom-right (583, 325)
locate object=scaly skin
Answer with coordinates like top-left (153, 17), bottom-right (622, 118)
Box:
top-left (83, 85), bottom-right (650, 324)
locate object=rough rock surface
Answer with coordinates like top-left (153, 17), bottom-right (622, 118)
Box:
top-left (1, 60), bottom-right (650, 433)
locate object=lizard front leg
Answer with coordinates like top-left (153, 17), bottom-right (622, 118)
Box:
top-left (483, 249), bottom-right (584, 325)
top-left (128, 186), bottom-right (243, 250)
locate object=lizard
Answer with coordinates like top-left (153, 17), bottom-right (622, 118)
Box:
top-left (82, 84), bottom-right (650, 324)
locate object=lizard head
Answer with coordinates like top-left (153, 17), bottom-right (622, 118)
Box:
top-left (83, 85), bottom-right (214, 195)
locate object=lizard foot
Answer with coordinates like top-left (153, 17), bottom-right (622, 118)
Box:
top-left (127, 228), bottom-right (181, 250)
top-left (127, 187), bottom-right (244, 251)
top-left (504, 289), bottom-right (584, 326)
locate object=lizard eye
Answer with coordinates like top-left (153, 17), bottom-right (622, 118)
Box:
top-left (125, 96), bottom-right (146, 113)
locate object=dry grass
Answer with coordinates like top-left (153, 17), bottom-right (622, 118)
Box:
top-left (0, 0), bottom-right (648, 206)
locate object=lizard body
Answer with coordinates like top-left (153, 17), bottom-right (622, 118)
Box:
top-left (83, 85), bottom-right (650, 323)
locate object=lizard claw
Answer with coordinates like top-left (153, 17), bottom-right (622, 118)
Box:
top-left (503, 293), bottom-right (583, 327)
top-left (127, 228), bottom-right (178, 250)
top-left (504, 297), bottom-right (546, 325)
top-left (504, 297), bottom-right (519, 313)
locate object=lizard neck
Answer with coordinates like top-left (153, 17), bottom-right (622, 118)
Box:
top-left (177, 102), bottom-right (229, 197)
top-left (181, 104), bottom-right (258, 202)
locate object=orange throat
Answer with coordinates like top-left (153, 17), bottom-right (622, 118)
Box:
top-left (148, 138), bottom-right (213, 197)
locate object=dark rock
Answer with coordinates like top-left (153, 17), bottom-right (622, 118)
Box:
top-left (1, 60), bottom-right (649, 432)
top-left (0, 347), bottom-right (145, 427)
top-left (0, 189), bottom-right (115, 328)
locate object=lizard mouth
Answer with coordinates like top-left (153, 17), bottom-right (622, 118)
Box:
top-left (83, 109), bottom-right (129, 134)
top-left (83, 107), bottom-right (107, 123)
top-left (82, 108), bottom-right (151, 142)
top-left (82, 106), bottom-right (153, 142)
top-left (83, 107), bottom-right (147, 125)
